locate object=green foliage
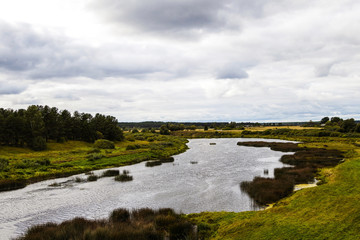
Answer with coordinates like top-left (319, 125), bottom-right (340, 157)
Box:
top-left (102, 169), bottom-right (120, 177)
top-left (0, 105), bottom-right (124, 148)
top-left (0, 158), bottom-right (9, 171)
top-left (114, 170), bottom-right (133, 182)
top-left (31, 136), bottom-right (47, 151)
top-left (126, 144), bottom-right (141, 150)
top-left (93, 139), bottom-right (115, 149)
top-left (87, 153), bottom-right (104, 161)
top-left (87, 175), bottom-right (98, 182)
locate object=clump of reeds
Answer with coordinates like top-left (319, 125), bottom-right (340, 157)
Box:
top-left (145, 160), bottom-right (162, 167)
top-left (101, 169), bottom-right (120, 177)
top-left (87, 175), bottom-right (98, 182)
top-left (17, 208), bottom-right (196, 240)
top-left (114, 170), bottom-right (133, 182)
top-left (160, 157), bottom-right (175, 163)
top-left (240, 176), bottom-right (294, 205)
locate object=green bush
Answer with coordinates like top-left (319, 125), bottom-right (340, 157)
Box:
top-left (87, 175), bottom-right (98, 182)
top-left (93, 139), bottom-right (115, 149)
top-left (87, 153), bottom-right (104, 161)
top-left (31, 136), bottom-right (47, 151)
top-left (102, 169), bottom-right (120, 177)
top-left (126, 144), bottom-right (141, 150)
top-left (0, 158), bottom-right (9, 171)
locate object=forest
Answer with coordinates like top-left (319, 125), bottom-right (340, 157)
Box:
top-left (0, 105), bottom-right (124, 150)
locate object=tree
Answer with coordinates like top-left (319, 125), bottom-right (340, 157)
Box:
top-left (340, 118), bottom-right (356, 132)
top-left (320, 117), bottom-right (329, 124)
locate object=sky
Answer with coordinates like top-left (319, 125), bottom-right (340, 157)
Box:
top-left (0, 0), bottom-right (359, 122)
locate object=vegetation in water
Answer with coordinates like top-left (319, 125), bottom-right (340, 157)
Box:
top-left (114, 170), bottom-right (133, 182)
top-left (17, 208), bottom-right (196, 240)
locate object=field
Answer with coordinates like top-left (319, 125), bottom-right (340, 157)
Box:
top-left (187, 136), bottom-right (360, 239)
top-left (0, 132), bottom-right (188, 191)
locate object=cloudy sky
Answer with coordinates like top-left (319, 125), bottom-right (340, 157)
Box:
top-left (0, 0), bottom-right (359, 122)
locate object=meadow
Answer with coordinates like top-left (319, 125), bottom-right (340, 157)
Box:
top-left (0, 132), bottom-right (188, 191)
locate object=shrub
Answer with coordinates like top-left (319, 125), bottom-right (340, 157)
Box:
top-left (169, 222), bottom-right (194, 240)
top-left (87, 148), bottom-right (101, 154)
top-left (160, 157), bottom-right (175, 163)
top-left (110, 208), bottom-right (130, 223)
top-left (240, 177), bottom-right (294, 205)
top-left (87, 175), bottom-right (98, 182)
top-left (145, 160), bottom-right (162, 167)
top-left (132, 208), bottom-right (156, 220)
top-left (126, 144), bottom-right (141, 150)
top-left (0, 158), bottom-right (9, 171)
top-left (87, 153), bottom-right (104, 161)
top-left (36, 158), bottom-right (50, 166)
top-left (94, 139), bottom-right (115, 149)
top-left (114, 172), bottom-right (133, 182)
top-left (31, 136), bottom-right (47, 151)
top-left (102, 169), bottom-right (120, 177)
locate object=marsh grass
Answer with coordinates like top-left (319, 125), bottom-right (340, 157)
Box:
top-left (114, 170), bottom-right (133, 182)
top-left (87, 175), bottom-right (98, 182)
top-left (101, 169), bottom-right (120, 177)
top-left (239, 141), bottom-right (345, 205)
top-left (145, 160), bottom-right (162, 167)
top-left (18, 208), bottom-right (195, 240)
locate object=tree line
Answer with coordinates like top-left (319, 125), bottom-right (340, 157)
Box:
top-left (0, 105), bottom-right (124, 150)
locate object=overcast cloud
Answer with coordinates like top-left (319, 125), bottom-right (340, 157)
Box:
top-left (0, 0), bottom-right (359, 122)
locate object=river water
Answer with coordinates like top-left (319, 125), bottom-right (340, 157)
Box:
top-left (0, 138), bottom-right (292, 239)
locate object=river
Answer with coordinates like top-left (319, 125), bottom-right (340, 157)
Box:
top-left (0, 138), bottom-right (292, 239)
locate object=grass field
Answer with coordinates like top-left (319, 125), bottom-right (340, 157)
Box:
top-left (0, 132), bottom-right (188, 191)
top-left (187, 136), bottom-right (360, 239)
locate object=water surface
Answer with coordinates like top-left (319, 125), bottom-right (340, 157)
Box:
top-left (0, 138), bottom-right (292, 239)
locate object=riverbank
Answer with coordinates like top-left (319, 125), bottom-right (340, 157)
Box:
top-left (0, 132), bottom-right (188, 192)
top-left (187, 136), bottom-right (360, 239)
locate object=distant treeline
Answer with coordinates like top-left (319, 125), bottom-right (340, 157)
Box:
top-left (243, 117), bottom-right (360, 137)
top-left (0, 105), bottom-right (123, 150)
top-left (119, 121), bottom-right (259, 130)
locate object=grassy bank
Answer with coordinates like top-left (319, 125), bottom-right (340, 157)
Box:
top-left (0, 132), bottom-right (188, 191)
top-left (188, 136), bottom-right (360, 239)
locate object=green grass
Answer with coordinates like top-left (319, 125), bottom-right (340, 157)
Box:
top-left (0, 133), bottom-right (188, 191)
top-left (187, 136), bottom-right (360, 239)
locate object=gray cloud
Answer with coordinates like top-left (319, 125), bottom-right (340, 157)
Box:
top-left (0, 81), bottom-right (27, 95)
top-left (0, 21), bottom-right (165, 80)
top-left (91, 0), bottom-right (241, 37)
top-left (217, 64), bottom-right (249, 79)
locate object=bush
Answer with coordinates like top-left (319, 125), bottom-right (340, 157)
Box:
top-left (94, 139), bottom-right (115, 149)
top-left (240, 177), bottom-right (294, 205)
top-left (126, 144), bottom-right (141, 150)
top-left (114, 170), bottom-right (133, 182)
top-left (87, 153), bottom-right (104, 161)
top-left (31, 136), bottom-right (47, 151)
top-left (87, 175), bottom-right (98, 182)
top-left (0, 158), bottom-right (9, 171)
top-left (145, 160), bottom-right (162, 167)
top-left (160, 157), bottom-right (175, 163)
top-left (110, 208), bottom-right (130, 223)
top-left (102, 169), bottom-right (120, 177)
